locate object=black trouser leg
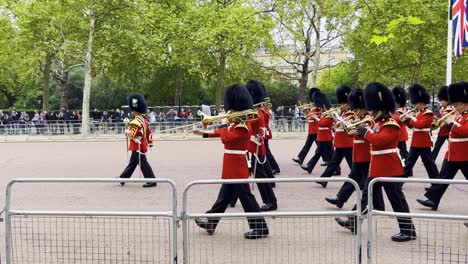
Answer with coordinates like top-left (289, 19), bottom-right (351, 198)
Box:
top-left (419, 147), bottom-right (439, 179)
top-left (404, 147), bottom-right (420, 177)
top-left (336, 162), bottom-right (369, 204)
top-left (382, 182), bottom-right (415, 235)
top-left (398, 141), bottom-right (409, 161)
top-left (119, 151), bottom-right (139, 178)
top-left (265, 140), bottom-right (280, 172)
top-left (206, 184), bottom-right (234, 229)
top-left (252, 156), bottom-right (277, 205)
top-left (321, 148), bottom-right (352, 178)
top-left (431, 136), bottom-right (448, 161)
top-left (297, 134), bottom-right (317, 162)
top-left (140, 154), bottom-right (156, 180)
top-left (305, 141), bottom-right (332, 171)
top-left (237, 184), bottom-right (268, 231)
top-left (425, 160), bottom-right (468, 206)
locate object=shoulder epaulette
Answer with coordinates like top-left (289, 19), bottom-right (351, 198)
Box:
top-left (235, 123), bottom-right (249, 131)
top-left (423, 109), bottom-right (433, 115)
top-left (382, 119), bottom-right (400, 128)
top-left (129, 119), bottom-right (143, 128)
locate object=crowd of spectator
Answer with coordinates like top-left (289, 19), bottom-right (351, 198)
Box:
top-left (0, 105), bottom-right (309, 135)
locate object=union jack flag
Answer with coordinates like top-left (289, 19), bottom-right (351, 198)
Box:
top-left (452, 0), bottom-right (468, 58)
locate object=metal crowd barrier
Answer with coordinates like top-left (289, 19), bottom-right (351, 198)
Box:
top-left (181, 178), bottom-right (362, 264)
top-left (3, 178), bottom-right (177, 264)
top-left (367, 178), bottom-right (468, 264)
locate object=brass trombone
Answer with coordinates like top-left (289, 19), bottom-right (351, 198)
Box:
top-left (322, 107), bottom-right (340, 117)
top-left (198, 109), bottom-right (259, 125)
top-left (343, 117), bottom-right (375, 134)
top-left (432, 109), bottom-right (457, 129)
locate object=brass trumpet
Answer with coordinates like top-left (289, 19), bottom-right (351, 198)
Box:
top-left (322, 107), bottom-right (340, 117)
top-left (399, 106), bottom-right (417, 120)
top-left (343, 117), bottom-right (375, 134)
top-left (432, 109), bottom-right (457, 129)
top-left (197, 109), bottom-right (259, 125)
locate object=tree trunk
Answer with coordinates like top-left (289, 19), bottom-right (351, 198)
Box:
top-left (310, 7), bottom-right (322, 90)
top-left (299, 60), bottom-right (309, 103)
top-left (174, 68), bottom-right (184, 106)
top-left (81, 13), bottom-right (95, 136)
top-left (59, 67), bottom-right (69, 110)
top-left (42, 52), bottom-right (53, 111)
top-left (215, 50), bottom-right (226, 111)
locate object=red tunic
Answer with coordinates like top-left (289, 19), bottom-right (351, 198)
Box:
top-left (207, 126), bottom-right (250, 179)
top-left (437, 105), bottom-right (454, 137)
top-left (392, 107), bottom-right (409, 142)
top-left (247, 109), bottom-right (267, 155)
top-left (127, 115), bottom-right (153, 153)
top-left (445, 111), bottom-right (468, 162)
top-left (316, 116), bottom-right (333, 142)
top-left (308, 108), bottom-right (321, 135)
top-left (262, 106), bottom-right (273, 140)
top-left (364, 118), bottom-right (404, 177)
top-left (333, 111), bottom-right (354, 148)
top-left (407, 109), bottom-right (433, 148)
top-left (352, 114), bottom-right (372, 163)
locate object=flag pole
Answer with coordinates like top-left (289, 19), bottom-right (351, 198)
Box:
top-left (446, 0), bottom-right (453, 85)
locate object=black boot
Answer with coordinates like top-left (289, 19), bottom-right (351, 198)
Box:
top-left (292, 158), bottom-right (302, 165)
top-left (391, 232), bottom-right (417, 242)
top-left (416, 199), bottom-right (437, 210)
top-left (195, 220), bottom-right (215, 235)
top-left (244, 229), bottom-right (269, 239)
top-left (335, 217), bottom-right (356, 234)
top-left (142, 182), bottom-right (157, 188)
top-left (300, 165), bottom-right (312, 174)
top-left (316, 182), bottom-right (327, 188)
top-left (260, 203), bottom-right (278, 211)
top-left (325, 197), bottom-right (343, 208)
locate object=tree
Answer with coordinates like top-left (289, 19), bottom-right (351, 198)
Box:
top-left (344, 0), bottom-right (468, 87)
top-left (184, 0), bottom-right (274, 109)
top-left (261, 0), bottom-right (353, 101)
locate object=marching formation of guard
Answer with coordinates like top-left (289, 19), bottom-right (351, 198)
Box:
top-left (293, 81), bottom-right (468, 242)
top-left (119, 80), bottom-right (468, 241)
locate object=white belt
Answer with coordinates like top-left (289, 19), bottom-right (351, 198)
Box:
top-left (353, 140), bottom-right (365, 144)
top-left (225, 150), bottom-right (247, 155)
top-left (335, 128), bottom-right (345, 132)
top-left (318, 127), bottom-right (329, 130)
top-left (413, 128), bottom-right (430, 132)
top-left (370, 148), bottom-right (398, 155)
top-left (449, 138), bottom-right (468, 142)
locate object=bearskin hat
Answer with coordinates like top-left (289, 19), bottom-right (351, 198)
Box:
top-left (309, 88), bottom-right (320, 102)
top-left (409, 84), bottom-right (430, 104)
top-left (392, 86), bottom-right (407, 107)
top-left (128, 93), bottom-right (147, 113)
top-left (348, 88), bottom-right (365, 110)
top-left (363, 82), bottom-right (395, 112)
top-left (448, 81), bottom-right (468, 104)
top-left (313, 91), bottom-right (332, 109)
top-left (246, 80), bottom-right (266, 104)
top-left (336, 85), bottom-right (352, 104)
top-left (437, 86), bottom-right (449, 101)
top-left (224, 84), bottom-right (253, 111)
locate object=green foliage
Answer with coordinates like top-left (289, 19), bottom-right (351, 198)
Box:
top-left (345, 0), bottom-right (468, 87)
top-left (317, 63), bottom-right (358, 95)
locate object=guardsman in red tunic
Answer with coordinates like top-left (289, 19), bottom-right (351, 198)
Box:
top-left (432, 86), bottom-right (454, 160)
top-left (335, 82), bottom-right (416, 242)
top-left (326, 88), bottom-right (371, 208)
top-left (294, 88), bottom-right (321, 165)
top-left (317, 85), bottom-right (354, 187)
top-left (301, 91), bottom-right (334, 173)
top-left (417, 82), bottom-right (468, 210)
top-left (119, 93), bottom-right (157, 188)
top-left (192, 84), bottom-right (269, 239)
top-left (246, 80), bottom-right (278, 212)
top-left (259, 84), bottom-right (281, 175)
top-left (392, 86), bottom-right (409, 162)
top-left (403, 84), bottom-right (439, 179)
